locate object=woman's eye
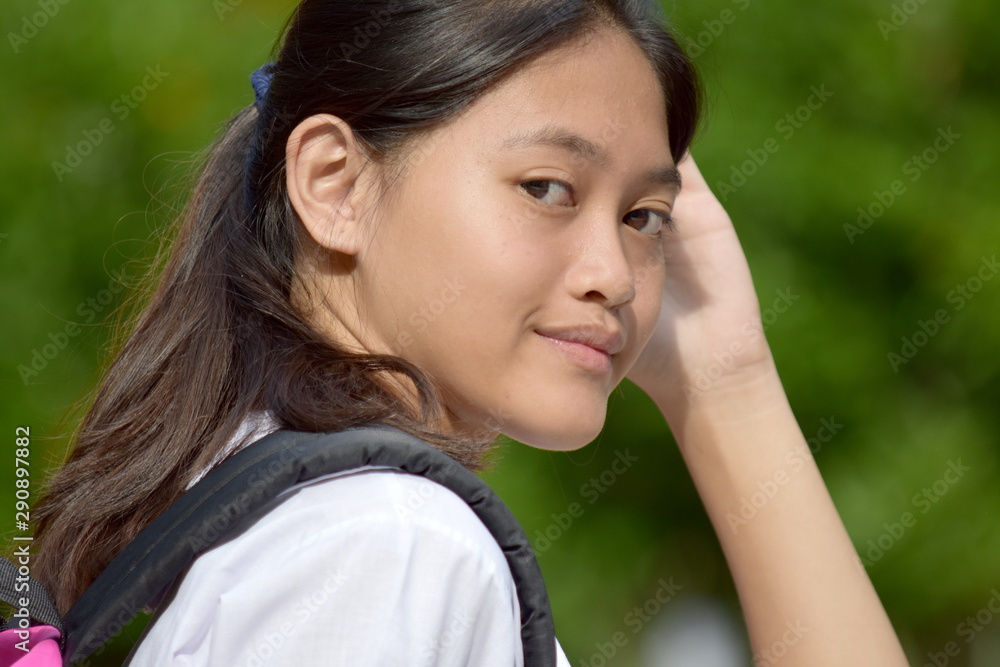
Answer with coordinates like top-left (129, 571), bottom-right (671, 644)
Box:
top-left (521, 179), bottom-right (574, 207)
top-left (521, 179), bottom-right (673, 236)
top-left (624, 209), bottom-right (675, 236)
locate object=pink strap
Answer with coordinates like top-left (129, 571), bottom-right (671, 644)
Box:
top-left (0, 625), bottom-right (62, 666)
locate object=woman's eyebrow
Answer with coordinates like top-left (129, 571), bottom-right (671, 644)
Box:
top-left (500, 124), bottom-right (681, 194)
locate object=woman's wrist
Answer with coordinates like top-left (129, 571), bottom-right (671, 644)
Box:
top-left (650, 349), bottom-right (786, 434)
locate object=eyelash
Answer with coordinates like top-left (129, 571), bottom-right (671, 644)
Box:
top-left (519, 179), bottom-right (675, 236)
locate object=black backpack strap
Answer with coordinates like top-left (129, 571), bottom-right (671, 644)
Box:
top-left (0, 556), bottom-right (64, 640)
top-left (63, 425), bottom-right (556, 666)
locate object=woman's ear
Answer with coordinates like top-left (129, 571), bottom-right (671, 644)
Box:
top-left (285, 114), bottom-right (370, 256)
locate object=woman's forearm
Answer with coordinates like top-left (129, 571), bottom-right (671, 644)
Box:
top-left (657, 362), bottom-right (908, 666)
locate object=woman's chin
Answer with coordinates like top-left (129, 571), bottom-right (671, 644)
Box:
top-left (503, 409), bottom-right (607, 452)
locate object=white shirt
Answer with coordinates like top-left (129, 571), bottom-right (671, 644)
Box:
top-left (131, 415), bottom-right (571, 666)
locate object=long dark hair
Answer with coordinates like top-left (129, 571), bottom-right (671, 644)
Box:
top-left (32, 0), bottom-right (702, 613)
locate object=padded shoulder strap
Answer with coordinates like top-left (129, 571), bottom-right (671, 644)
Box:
top-left (63, 425), bottom-right (556, 667)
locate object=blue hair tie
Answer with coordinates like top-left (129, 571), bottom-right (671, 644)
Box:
top-left (244, 62), bottom-right (277, 217)
top-left (250, 62), bottom-right (277, 112)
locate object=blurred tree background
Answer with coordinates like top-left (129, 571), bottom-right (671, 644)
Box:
top-left (2, 0), bottom-right (997, 665)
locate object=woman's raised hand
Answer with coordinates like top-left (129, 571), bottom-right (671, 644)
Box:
top-left (626, 152), bottom-right (776, 424)
top-left (626, 153), bottom-right (910, 667)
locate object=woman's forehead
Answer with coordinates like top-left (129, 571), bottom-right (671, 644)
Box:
top-left (431, 30), bottom-right (672, 168)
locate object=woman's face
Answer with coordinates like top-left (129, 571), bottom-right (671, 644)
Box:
top-left (313, 28), bottom-right (677, 450)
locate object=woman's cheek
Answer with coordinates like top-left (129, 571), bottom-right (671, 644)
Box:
top-left (635, 250), bottom-right (666, 316)
top-left (628, 264), bottom-right (666, 359)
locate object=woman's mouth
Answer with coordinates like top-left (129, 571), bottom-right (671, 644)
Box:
top-left (535, 331), bottom-right (611, 373)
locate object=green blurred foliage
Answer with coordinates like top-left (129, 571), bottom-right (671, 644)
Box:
top-left (2, 0), bottom-right (998, 665)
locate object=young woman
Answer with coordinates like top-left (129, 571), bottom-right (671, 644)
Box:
top-left (31, 0), bottom-right (909, 664)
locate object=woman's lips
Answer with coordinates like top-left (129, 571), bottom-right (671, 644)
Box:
top-left (536, 332), bottom-right (614, 373)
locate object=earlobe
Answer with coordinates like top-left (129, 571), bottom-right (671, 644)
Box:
top-left (285, 114), bottom-right (368, 256)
